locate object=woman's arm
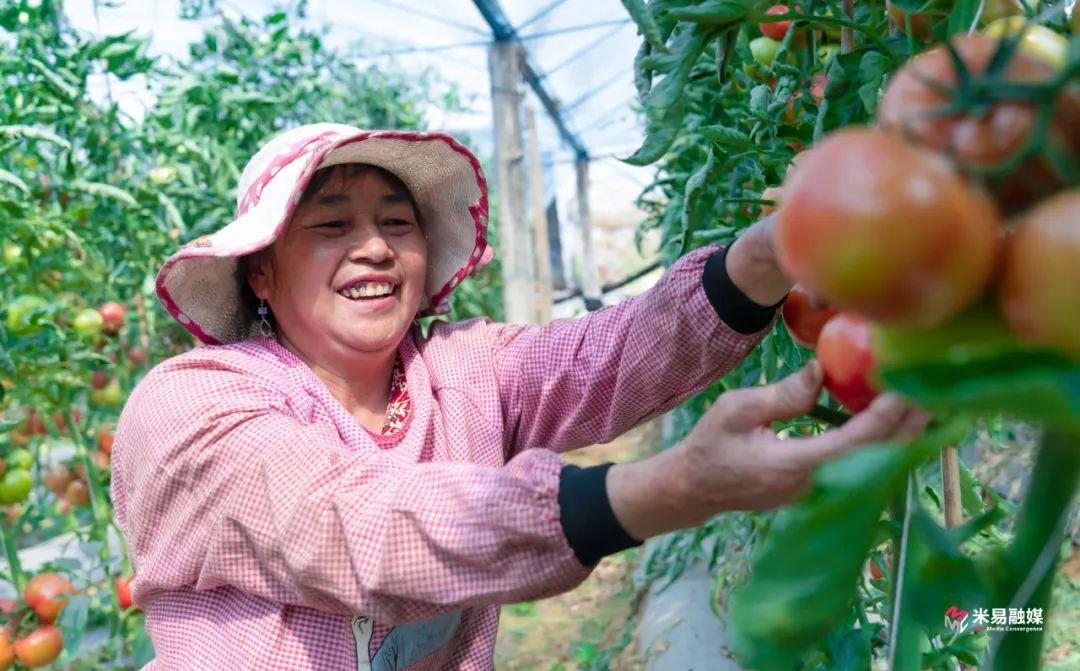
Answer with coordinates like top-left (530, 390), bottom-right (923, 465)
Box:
top-left (111, 359), bottom-right (593, 625)
top-left (490, 217), bottom-right (790, 457)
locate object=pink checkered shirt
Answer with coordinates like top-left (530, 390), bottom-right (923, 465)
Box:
top-left (111, 243), bottom-right (768, 670)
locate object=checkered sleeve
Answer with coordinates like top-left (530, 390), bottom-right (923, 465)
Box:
top-left (115, 358), bottom-right (593, 625)
top-left (490, 242), bottom-right (774, 456)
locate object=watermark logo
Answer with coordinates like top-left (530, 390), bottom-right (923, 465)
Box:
top-left (946, 606), bottom-right (1045, 633)
top-left (945, 605), bottom-right (969, 634)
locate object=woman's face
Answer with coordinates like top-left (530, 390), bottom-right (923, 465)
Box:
top-left (247, 167), bottom-right (428, 359)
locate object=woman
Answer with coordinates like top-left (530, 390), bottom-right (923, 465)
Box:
top-left (112, 123), bottom-right (926, 670)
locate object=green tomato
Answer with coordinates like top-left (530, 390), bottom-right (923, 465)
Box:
top-left (750, 37), bottom-right (781, 67)
top-left (6, 448), bottom-right (33, 471)
top-left (92, 380), bottom-right (124, 408)
top-left (3, 243), bottom-right (23, 266)
top-left (4, 295), bottom-right (49, 336)
top-left (0, 469), bottom-right (33, 504)
top-left (817, 44), bottom-right (840, 64)
top-left (73, 308), bottom-right (104, 340)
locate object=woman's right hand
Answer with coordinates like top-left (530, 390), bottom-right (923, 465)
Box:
top-left (607, 361), bottom-right (929, 541)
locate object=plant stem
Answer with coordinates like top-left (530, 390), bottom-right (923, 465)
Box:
top-left (888, 474), bottom-right (921, 671)
top-left (990, 431), bottom-right (1080, 670)
top-left (840, 0), bottom-right (855, 54)
top-left (0, 520), bottom-right (24, 595)
top-left (940, 446), bottom-right (964, 529)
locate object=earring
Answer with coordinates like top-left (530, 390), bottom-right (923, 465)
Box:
top-left (257, 298), bottom-right (275, 338)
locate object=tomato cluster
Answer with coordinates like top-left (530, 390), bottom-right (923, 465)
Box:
top-left (774, 30), bottom-right (1078, 410)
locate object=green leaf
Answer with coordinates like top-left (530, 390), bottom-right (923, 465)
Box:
top-left (26, 58), bottom-right (81, 101)
top-left (0, 124), bottom-right (72, 150)
top-left (70, 180), bottom-right (139, 207)
top-left (620, 0), bottom-right (667, 53)
top-left (663, 0), bottom-right (750, 25)
top-left (0, 169), bottom-right (29, 194)
top-left (679, 147), bottom-right (721, 254)
top-left (622, 23), bottom-right (709, 165)
top-left (697, 124), bottom-right (750, 148)
top-left (58, 593), bottom-right (90, 654)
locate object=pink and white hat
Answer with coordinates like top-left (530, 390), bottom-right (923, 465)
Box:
top-left (155, 123), bottom-right (495, 345)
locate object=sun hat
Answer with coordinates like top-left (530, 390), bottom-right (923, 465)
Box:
top-left (155, 123), bottom-right (496, 346)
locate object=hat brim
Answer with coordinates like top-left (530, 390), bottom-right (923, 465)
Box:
top-left (157, 130), bottom-right (492, 346)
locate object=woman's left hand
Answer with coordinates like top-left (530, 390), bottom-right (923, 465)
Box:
top-left (725, 214), bottom-right (794, 307)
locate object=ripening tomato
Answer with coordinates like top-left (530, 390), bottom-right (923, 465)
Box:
top-left (982, 0), bottom-right (1040, 23)
top-left (817, 313), bottom-right (880, 413)
top-left (782, 285), bottom-right (839, 348)
top-left (760, 5), bottom-right (792, 41)
top-left (12, 625), bottom-right (63, 668)
top-left (999, 190), bottom-right (1080, 360)
top-left (23, 573), bottom-right (74, 624)
top-left (64, 480), bottom-right (91, 508)
top-left (91, 370), bottom-right (108, 390)
top-left (43, 465), bottom-right (74, 496)
top-left (98, 428), bottom-right (114, 457)
top-left (984, 17), bottom-right (1066, 70)
top-left (886, 0), bottom-right (933, 40)
top-left (0, 633), bottom-right (12, 671)
top-left (878, 35), bottom-right (1080, 213)
top-left (72, 308), bottom-right (103, 340)
top-left (775, 128), bottom-right (1002, 327)
top-left (115, 576), bottom-right (134, 610)
top-left (127, 346), bottom-right (147, 366)
top-left (98, 301), bottom-right (126, 336)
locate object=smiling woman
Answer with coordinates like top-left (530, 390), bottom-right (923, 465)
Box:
top-left (113, 123), bottom-right (925, 671)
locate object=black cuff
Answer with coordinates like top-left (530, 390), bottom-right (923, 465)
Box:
top-left (558, 463), bottom-right (642, 566)
top-left (702, 244), bottom-right (786, 334)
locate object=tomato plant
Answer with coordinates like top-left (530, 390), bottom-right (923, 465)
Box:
top-left (621, 0), bottom-right (1078, 668)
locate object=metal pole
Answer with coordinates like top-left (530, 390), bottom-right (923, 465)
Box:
top-left (575, 158), bottom-right (602, 310)
top-left (525, 105), bottom-right (553, 323)
top-left (488, 40), bottom-right (537, 323)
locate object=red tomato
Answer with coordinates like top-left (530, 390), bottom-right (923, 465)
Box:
top-left (98, 301), bottom-right (127, 336)
top-left (13, 625), bottom-right (63, 668)
top-left (999, 190), bottom-right (1080, 360)
top-left (774, 128), bottom-right (1002, 327)
top-left (23, 573), bottom-right (75, 624)
top-left (90, 370), bottom-right (108, 390)
top-left (886, 0), bottom-right (933, 40)
top-left (64, 480), bottom-right (91, 508)
top-left (879, 35), bottom-right (1080, 214)
top-left (127, 346), bottom-right (147, 366)
top-left (760, 5), bottom-right (792, 41)
top-left (115, 576), bottom-right (135, 610)
top-left (98, 428), bottom-right (115, 457)
top-left (782, 285), bottom-right (839, 348)
top-left (0, 633), bottom-right (12, 671)
top-left (43, 465), bottom-right (74, 496)
top-left (817, 313), bottom-right (880, 413)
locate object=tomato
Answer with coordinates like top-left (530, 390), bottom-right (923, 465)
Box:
top-left (886, 0), bottom-right (933, 40)
top-left (817, 43), bottom-right (839, 65)
top-left (749, 36), bottom-right (780, 66)
top-left (97, 301), bottom-right (127, 336)
top-left (43, 465), bottom-right (74, 496)
top-left (12, 625), bottom-right (63, 668)
top-left (817, 313), bottom-right (880, 413)
top-left (2, 244), bottom-right (22, 267)
top-left (999, 190), bottom-right (1080, 361)
top-left (782, 285), bottom-right (839, 348)
top-left (91, 370), bottom-right (108, 390)
top-left (72, 308), bottom-right (103, 340)
top-left (984, 18), bottom-right (1067, 70)
top-left (760, 5), bottom-right (792, 41)
top-left (0, 633), bottom-right (12, 671)
top-left (0, 470), bottom-right (31, 506)
top-left (64, 480), bottom-right (91, 508)
top-left (868, 555), bottom-right (890, 581)
top-left (3, 295), bottom-right (48, 337)
top-left (775, 128), bottom-right (1002, 327)
top-left (23, 573), bottom-right (74, 624)
top-left (878, 34), bottom-right (1080, 214)
top-left (5, 449), bottom-right (32, 472)
top-left (91, 380), bottom-right (123, 408)
top-left (127, 346), bottom-right (147, 366)
top-left (97, 428), bottom-right (114, 457)
top-left (115, 576), bottom-right (134, 610)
